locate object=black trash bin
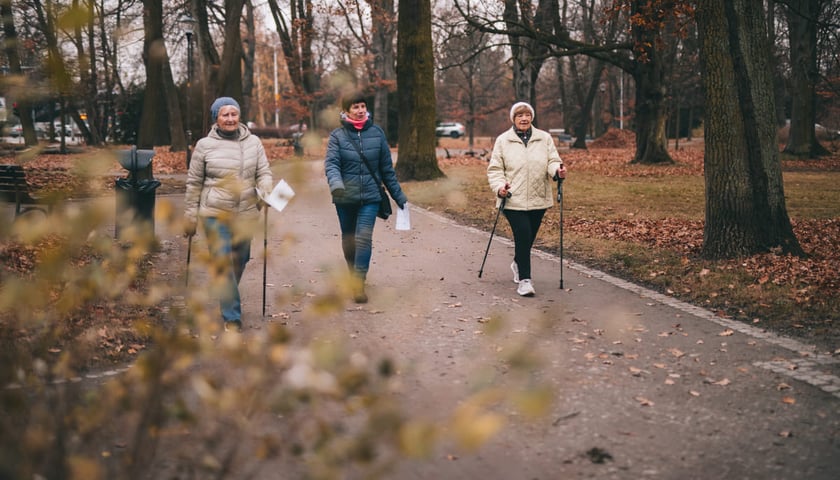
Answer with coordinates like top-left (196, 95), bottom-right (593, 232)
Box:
top-left (115, 146), bottom-right (160, 240)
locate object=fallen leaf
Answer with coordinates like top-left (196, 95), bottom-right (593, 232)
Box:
top-left (714, 378), bottom-right (731, 386)
top-left (634, 396), bottom-right (654, 406)
top-left (664, 379), bottom-right (675, 385)
top-left (585, 447), bottom-right (613, 464)
top-left (689, 390), bottom-right (701, 397)
top-left (778, 430), bottom-right (793, 438)
top-left (719, 329), bottom-right (734, 336)
top-left (781, 396), bottom-right (796, 405)
top-left (668, 348), bottom-right (686, 358)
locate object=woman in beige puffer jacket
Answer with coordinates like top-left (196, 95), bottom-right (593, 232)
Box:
top-left (487, 101), bottom-right (566, 297)
top-left (184, 97), bottom-right (274, 332)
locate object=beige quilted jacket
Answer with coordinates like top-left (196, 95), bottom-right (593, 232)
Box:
top-left (184, 124), bottom-right (274, 226)
top-left (487, 126), bottom-right (563, 211)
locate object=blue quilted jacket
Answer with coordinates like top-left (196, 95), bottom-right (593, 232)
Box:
top-left (325, 116), bottom-right (407, 208)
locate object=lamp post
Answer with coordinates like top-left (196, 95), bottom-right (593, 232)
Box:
top-left (179, 12), bottom-right (196, 168)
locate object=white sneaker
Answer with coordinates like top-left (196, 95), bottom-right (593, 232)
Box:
top-left (511, 261), bottom-right (520, 283)
top-left (517, 279), bottom-right (535, 297)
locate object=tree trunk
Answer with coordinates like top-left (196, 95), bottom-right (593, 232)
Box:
top-left (137, 0), bottom-right (185, 150)
top-left (571, 61), bottom-right (606, 149)
top-left (396, 0), bottom-right (443, 181)
top-left (697, 0), bottom-right (803, 259)
top-left (196, 0), bottom-right (221, 132)
top-left (215, 0), bottom-right (245, 100)
top-left (371, 0), bottom-right (396, 136)
top-left (0, 0), bottom-right (38, 146)
top-left (783, 0), bottom-right (828, 158)
top-left (241, 1), bottom-right (256, 122)
top-left (630, 50), bottom-right (672, 162)
top-left (137, 0), bottom-right (166, 148)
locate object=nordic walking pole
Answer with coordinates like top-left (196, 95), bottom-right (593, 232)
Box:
top-left (185, 234), bottom-right (193, 287)
top-left (478, 194), bottom-right (509, 278)
top-left (262, 206), bottom-right (268, 317)
top-left (557, 176), bottom-right (565, 289)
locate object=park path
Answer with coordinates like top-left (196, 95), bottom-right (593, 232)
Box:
top-left (145, 157), bottom-right (840, 479)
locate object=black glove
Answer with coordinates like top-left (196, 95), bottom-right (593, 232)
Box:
top-left (397, 199), bottom-right (406, 209)
top-left (331, 188), bottom-right (346, 202)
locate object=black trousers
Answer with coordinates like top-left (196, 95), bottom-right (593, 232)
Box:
top-left (502, 208), bottom-right (547, 280)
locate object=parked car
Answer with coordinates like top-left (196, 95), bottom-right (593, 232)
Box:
top-left (436, 122), bottom-right (465, 138)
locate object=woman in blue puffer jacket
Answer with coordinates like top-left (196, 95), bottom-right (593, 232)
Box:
top-left (325, 92), bottom-right (407, 303)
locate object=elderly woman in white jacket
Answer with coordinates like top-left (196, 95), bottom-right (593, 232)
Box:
top-left (487, 101), bottom-right (566, 297)
top-left (184, 97), bottom-right (274, 332)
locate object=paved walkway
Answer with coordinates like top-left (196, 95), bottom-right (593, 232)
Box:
top-left (7, 159), bottom-right (839, 478)
top-left (150, 159), bottom-right (840, 479)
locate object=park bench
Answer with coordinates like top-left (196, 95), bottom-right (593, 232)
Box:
top-left (0, 164), bottom-right (53, 218)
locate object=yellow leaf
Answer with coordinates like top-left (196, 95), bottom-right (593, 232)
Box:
top-left (68, 455), bottom-right (103, 480)
top-left (399, 421), bottom-right (439, 458)
top-left (452, 411), bottom-right (505, 450)
top-left (781, 396), bottom-right (796, 405)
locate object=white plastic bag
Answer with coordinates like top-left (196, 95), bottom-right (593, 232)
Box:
top-left (395, 204), bottom-right (411, 230)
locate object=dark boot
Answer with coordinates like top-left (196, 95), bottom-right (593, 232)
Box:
top-left (353, 276), bottom-right (368, 304)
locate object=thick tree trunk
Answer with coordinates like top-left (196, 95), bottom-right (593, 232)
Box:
top-left (629, 0), bottom-right (673, 164)
top-left (629, 53), bottom-right (672, 164)
top-left (215, 0), bottom-right (245, 100)
top-left (0, 0), bottom-right (38, 146)
top-left (371, 0), bottom-right (396, 136)
top-left (396, 0), bottom-right (443, 181)
top-left (137, 0), bottom-right (185, 150)
top-left (783, 0), bottom-right (828, 158)
top-left (137, 0), bottom-right (166, 148)
top-left (241, 1), bottom-right (256, 122)
top-left (697, 0), bottom-right (803, 259)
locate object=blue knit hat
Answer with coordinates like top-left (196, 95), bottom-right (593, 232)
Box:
top-left (210, 97), bottom-right (240, 121)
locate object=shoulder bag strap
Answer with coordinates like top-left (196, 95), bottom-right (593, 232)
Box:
top-left (343, 128), bottom-right (383, 187)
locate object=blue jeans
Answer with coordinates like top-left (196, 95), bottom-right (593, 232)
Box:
top-left (202, 217), bottom-right (252, 323)
top-left (335, 202), bottom-right (379, 280)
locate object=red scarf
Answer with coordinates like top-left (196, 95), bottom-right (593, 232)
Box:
top-left (348, 117), bottom-right (367, 130)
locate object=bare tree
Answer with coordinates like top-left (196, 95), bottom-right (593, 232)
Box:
top-left (457, 0), bottom-right (688, 164)
top-left (435, 19), bottom-right (509, 149)
top-left (696, 0), bottom-right (803, 258)
top-left (265, 0), bottom-right (318, 127)
top-left (396, 0), bottom-right (443, 180)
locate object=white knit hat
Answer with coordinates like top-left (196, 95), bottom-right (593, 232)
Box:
top-left (509, 101), bottom-right (535, 123)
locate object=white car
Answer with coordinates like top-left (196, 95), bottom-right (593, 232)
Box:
top-left (436, 122), bottom-right (465, 138)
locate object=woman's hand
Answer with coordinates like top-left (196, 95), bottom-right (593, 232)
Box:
top-left (497, 183), bottom-right (511, 198)
top-left (555, 165), bottom-right (567, 180)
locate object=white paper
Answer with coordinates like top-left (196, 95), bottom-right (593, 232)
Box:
top-left (259, 179), bottom-right (295, 212)
top-left (395, 204), bottom-right (411, 230)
